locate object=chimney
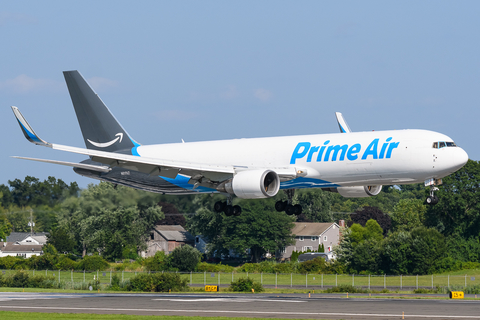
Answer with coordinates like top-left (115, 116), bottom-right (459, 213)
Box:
top-left (339, 220), bottom-right (345, 227)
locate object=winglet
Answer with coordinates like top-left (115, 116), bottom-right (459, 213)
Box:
top-left (335, 112), bottom-right (352, 133)
top-left (11, 106), bottom-right (51, 147)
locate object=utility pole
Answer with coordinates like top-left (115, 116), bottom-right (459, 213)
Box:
top-left (27, 209), bottom-right (35, 236)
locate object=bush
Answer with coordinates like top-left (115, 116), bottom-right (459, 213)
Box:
top-left (414, 287), bottom-right (441, 294)
top-left (169, 245), bottom-right (202, 272)
top-left (143, 251), bottom-right (170, 271)
top-left (297, 258), bottom-right (325, 274)
top-left (229, 277), bottom-right (264, 292)
top-left (325, 285), bottom-right (368, 293)
top-left (0, 271), bottom-right (58, 289)
top-left (196, 262), bottom-right (235, 273)
top-left (77, 255), bottom-right (109, 271)
top-left (126, 272), bottom-right (188, 292)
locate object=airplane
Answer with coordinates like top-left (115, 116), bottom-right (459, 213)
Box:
top-left (11, 71), bottom-right (469, 216)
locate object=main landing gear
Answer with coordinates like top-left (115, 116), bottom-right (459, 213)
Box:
top-left (275, 189), bottom-right (303, 216)
top-left (213, 195), bottom-right (242, 216)
top-left (426, 186), bottom-right (439, 205)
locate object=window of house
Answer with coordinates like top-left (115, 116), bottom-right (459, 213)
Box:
top-left (324, 236), bottom-right (327, 241)
top-left (299, 236), bottom-right (304, 241)
top-left (150, 233), bottom-right (154, 240)
top-left (311, 236), bottom-right (316, 241)
top-left (303, 246), bottom-right (313, 252)
top-left (281, 247), bottom-right (286, 253)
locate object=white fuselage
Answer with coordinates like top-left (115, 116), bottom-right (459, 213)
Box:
top-left (135, 129), bottom-right (468, 190)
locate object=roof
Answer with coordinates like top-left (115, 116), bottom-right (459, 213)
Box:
top-left (154, 225), bottom-right (195, 243)
top-left (5, 232), bottom-right (49, 243)
top-left (1, 244), bottom-right (44, 253)
top-left (292, 222), bottom-right (339, 236)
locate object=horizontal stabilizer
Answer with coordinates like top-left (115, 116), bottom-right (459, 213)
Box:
top-left (335, 112), bottom-right (352, 133)
top-left (11, 156), bottom-right (111, 173)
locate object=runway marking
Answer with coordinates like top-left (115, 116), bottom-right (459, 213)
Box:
top-left (1, 305), bottom-right (480, 318)
top-left (152, 298), bottom-right (305, 303)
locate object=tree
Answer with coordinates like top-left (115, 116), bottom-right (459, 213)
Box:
top-left (168, 245), bottom-right (202, 271)
top-left (47, 227), bottom-right (76, 253)
top-left (426, 160), bottom-right (480, 238)
top-left (381, 231), bottom-right (412, 275)
top-left (349, 206), bottom-right (392, 236)
top-left (187, 197), bottom-right (295, 262)
top-left (155, 202), bottom-right (186, 227)
top-left (293, 189), bottom-right (335, 222)
top-left (0, 213), bottom-right (12, 241)
top-left (409, 227), bottom-right (446, 274)
top-left (57, 182), bottom-right (164, 260)
top-left (391, 199), bottom-right (426, 232)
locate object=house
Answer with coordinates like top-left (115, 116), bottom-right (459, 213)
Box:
top-left (0, 243), bottom-right (44, 258)
top-left (0, 232), bottom-right (48, 258)
top-left (140, 225), bottom-right (195, 258)
top-left (277, 222), bottom-right (341, 261)
top-left (5, 232), bottom-right (48, 245)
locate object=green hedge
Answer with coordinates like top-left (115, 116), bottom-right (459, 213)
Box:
top-left (124, 272), bottom-right (188, 292)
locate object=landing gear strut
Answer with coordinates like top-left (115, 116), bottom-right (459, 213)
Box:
top-left (213, 195), bottom-right (242, 216)
top-left (275, 189), bottom-right (302, 216)
top-left (426, 186), bottom-right (439, 205)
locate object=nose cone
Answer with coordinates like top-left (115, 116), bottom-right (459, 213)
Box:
top-left (454, 147), bottom-right (469, 171)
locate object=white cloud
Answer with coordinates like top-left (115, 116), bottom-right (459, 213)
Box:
top-left (0, 74), bottom-right (62, 94)
top-left (254, 88), bottom-right (273, 102)
top-left (219, 85), bottom-right (239, 100)
top-left (87, 77), bottom-right (118, 92)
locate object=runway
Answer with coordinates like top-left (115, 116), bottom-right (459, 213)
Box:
top-left (0, 292), bottom-right (479, 319)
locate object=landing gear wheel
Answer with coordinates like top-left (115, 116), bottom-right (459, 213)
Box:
top-left (426, 186), bottom-right (440, 205)
top-left (224, 205), bottom-right (234, 216)
top-left (275, 201), bottom-right (287, 212)
top-left (293, 204), bottom-right (303, 216)
top-left (233, 205), bottom-right (242, 216)
top-left (214, 201), bottom-right (226, 213)
top-left (285, 204), bottom-right (294, 215)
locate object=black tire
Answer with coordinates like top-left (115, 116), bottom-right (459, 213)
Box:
top-left (233, 205), bottom-right (242, 216)
top-left (293, 204), bottom-right (303, 216)
top-left (432, 196), bottom-right (439, 205)
top-left (214, 201), bottom-right (225, 213)
top-left (275, 201), bottom-right (287, 212)
top-left (285, 204), bottom-right (294, 215)
top-left (224, 205), bottom-right (234, 216)
top-left (426, 196), bottom-right (433, 205)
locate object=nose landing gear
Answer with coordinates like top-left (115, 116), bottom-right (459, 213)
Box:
top-left (426, 186), bottom-right (439, 205)
top-left (275, 189), bottom-right (303, 216)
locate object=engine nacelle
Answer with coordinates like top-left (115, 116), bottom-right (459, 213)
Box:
top-left (336, 185), bottom-right (383, 198)
top-left (218, 170), bottom-right (280, 199)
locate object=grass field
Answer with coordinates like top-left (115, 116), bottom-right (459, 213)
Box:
top-left (0, 312), bottom-right (324, 320)
top-left (2, 269), bottom-right (479, 289)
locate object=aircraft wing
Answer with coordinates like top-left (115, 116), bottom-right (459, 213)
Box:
top-left (12, 106), bottom-right (300, 184)
top-left (335, 112), bottom-right (352, 133)
top-left (12, 156), bottom-right (111, 173)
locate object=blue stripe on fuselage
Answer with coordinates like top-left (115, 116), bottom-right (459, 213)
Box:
top-left (162, 175), bottom-right (216, 192)
top-left (280, 177), bottom-right (339, 189)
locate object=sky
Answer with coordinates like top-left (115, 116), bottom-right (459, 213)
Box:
top-left (1, 1), bottom-right (479, 189)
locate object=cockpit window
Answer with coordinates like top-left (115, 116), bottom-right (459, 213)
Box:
top-left (432, 141), bottom-right (457, 149)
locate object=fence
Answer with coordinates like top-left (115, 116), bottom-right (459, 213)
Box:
top-left (1, 269), bottom-right (478, 290)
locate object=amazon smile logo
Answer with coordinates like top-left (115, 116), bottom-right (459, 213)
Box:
top-left (87, 133), bottom-right (123, 148)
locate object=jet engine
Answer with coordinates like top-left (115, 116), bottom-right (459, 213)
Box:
top-left (336, 185), bottom-right (383, 198)
top-left (217, 170), bottom-right (280, 199)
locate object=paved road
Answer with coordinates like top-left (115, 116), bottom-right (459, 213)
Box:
top-left (0, 292), bottom-right (479, 319)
